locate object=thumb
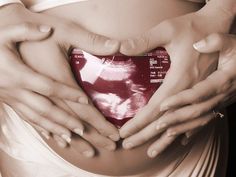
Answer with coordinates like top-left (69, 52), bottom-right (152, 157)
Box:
top-left (193, 33), bottom-right (236, 54)
top-left (120, 21), bottom-right (171, 56)
top-left (0, 23), bottom-right (51, 43)
top-left (61, 23), bottom-right (120, 56)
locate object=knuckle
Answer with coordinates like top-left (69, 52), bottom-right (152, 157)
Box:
top-left (19, 22), bottom-right (34, 35)
top-left (38, 103), bottom-right (53, 117)
top-left (159, 20), bottom-right (175, 36)
top-left (138, 33), bottom-right (151, 51)
top-left (86, 32), bottom-right (100, 49)
top-left (63, 116), bottom-right (76, 128)
top-left (41, 81), bottom-right (56, 96)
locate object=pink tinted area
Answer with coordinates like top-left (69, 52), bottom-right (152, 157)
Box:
top-left (70, 48), bottom-right (170, 128)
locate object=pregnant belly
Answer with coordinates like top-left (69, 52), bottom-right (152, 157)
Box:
top-left (41, 0), bottom-right (202, 176)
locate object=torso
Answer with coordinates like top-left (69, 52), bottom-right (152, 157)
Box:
top-left (38, 1), bottom-right (204, 176)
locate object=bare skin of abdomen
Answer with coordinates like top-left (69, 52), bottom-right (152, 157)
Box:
top-left (39, 0), bottom-right (202, 176)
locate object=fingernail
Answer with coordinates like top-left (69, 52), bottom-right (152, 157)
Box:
top-left (78, 97), bottom-right (88, 104)
top-left (186, 132), bottom-right (192, 139)
top-left (61, 134), bottom-right (71, 144)
top-left (193, 40), bottom-right (206, 50)
top-left (149, 150), bottom-right (158, 158)
top-left (39, 25), bottom-right (51, 33)
top-left (82, 150), bottom-right (94, 158)
top-left (57, 140), bottom-right (67, 148)
top-left (109, 134), bottom-right (120, 141)
top-left (123, 142), bottom-right (134, 149)
top-left (156, 122), bottom-right (167, 130)
top-left (104, 144), bottom-right (116, 151)
top-left (41, 131), bottom-right (50, 140)
top-left (74, 128), bottom-right (84, 136)
top-left (105, 40), bottom-right (119, 48)
top-left (167, 130), bottom-right (177, 137)
top-left (181, 137), bottom-right (189, 146)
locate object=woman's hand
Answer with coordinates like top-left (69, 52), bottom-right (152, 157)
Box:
top-left (0, 22), bottom-right (91, 144)
top-left (0, 4), bottom-right (120, 155)
top-left (18, 8), bottom-right (120, 155)
top-left (158, 33), bottom-right (236, 143)
top-left (119, 2), bottom-right (234, 158)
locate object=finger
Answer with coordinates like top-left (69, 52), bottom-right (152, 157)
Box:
top-left (53, 134), bottom-right (68, 148)
top-left (0, 49), bottom-right (88, 104)
top-left (181, 127), bottom-right (202, 146)
top-left (120, 21), bottom-right (172, 55)
top-left (0, 23), bottom-right (51, 44)
top-left (81, 124), bottom-right (116, 151)
top-left (51, 98), bottom-right (77, 117)
top-left (61, 23), bottom-right (120, 55)
top-left (166, 112), bottom-right (214, 137)
top-left (122, 118), bottom-right (165, 149)
top-left (14, 90), bottom-right (85, 136)
top-left (193, 33), bottom-right (236, 54)
top-left (160, 69), bottom-right (231, 111)
top-left (65, 101), bottom-right (120, 141)
top-left (12, 102), bottom-right (72, 143)
top-left (21, 69), bottom-right (88, 104)
top-left (17, 42), bottom-right (89, 104)
top-left (147, 132), bottom-right (177, 158)
top-left (70, 137), bottom-right (95, 158)
top-left (120, 67), bottom-right (191, 138)
top-left (31, 123), bottom-right (51, 140)
top-left (156, 94), bottom-right (223, 128)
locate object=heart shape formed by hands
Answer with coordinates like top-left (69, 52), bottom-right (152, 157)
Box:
top-left (70, 48), bottom-right (170, 128)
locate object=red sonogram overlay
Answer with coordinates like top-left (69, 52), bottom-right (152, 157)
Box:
top-left (70, 48), bottom-right (170, 128)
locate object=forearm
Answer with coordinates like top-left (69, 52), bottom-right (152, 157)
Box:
top-left (210, 0), bottom-right (236, 16)
top-left (197, 0), bottom-right (235, 33)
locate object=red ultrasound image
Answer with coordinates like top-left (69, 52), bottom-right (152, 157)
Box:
top-left (70, 48), bottom-right (170, 128)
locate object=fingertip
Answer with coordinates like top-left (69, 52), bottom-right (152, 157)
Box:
top-left (119, 128), bottom-right (129, 139)
top-left (105, 39), bottom-right (120, 53)
top-left (193, 39), bottom-right (207, 51)
top-left (82, 150), bottom-right (95, 158)
top-left (108, 133), bottom-right (120, 141)
top-left (122, 141), bottom-right (134, 150)
top-left (181, 136), bottom-right (189, 146)
top-left (39, 25), bottom-right (51, 33)
top-left (41, 131), bottom-right (50, 140)
top-left (73, 128), bottom-right (84, 136)
top-left (147, 149), bottom-right (158, 158)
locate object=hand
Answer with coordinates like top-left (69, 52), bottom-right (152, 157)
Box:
top-left (119, 4), bottom-right (234, 158)
top-left (0, 21), bottom-right (92, 141)
top-left (0, 4), bottom-right (120, 156)
top-left (16, 6), bottom-right (120, 155)
top-left (158, 33), bottom-right (236, 143)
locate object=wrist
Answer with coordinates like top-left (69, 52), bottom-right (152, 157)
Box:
top-left (0, 3), bottom-right (36, 26)
top-left (197, 0), bottom-right (235, 33)
top-left (0, 0), bottom-right (24, 9)
top-left (209, 0), bottom-right (236, 16)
